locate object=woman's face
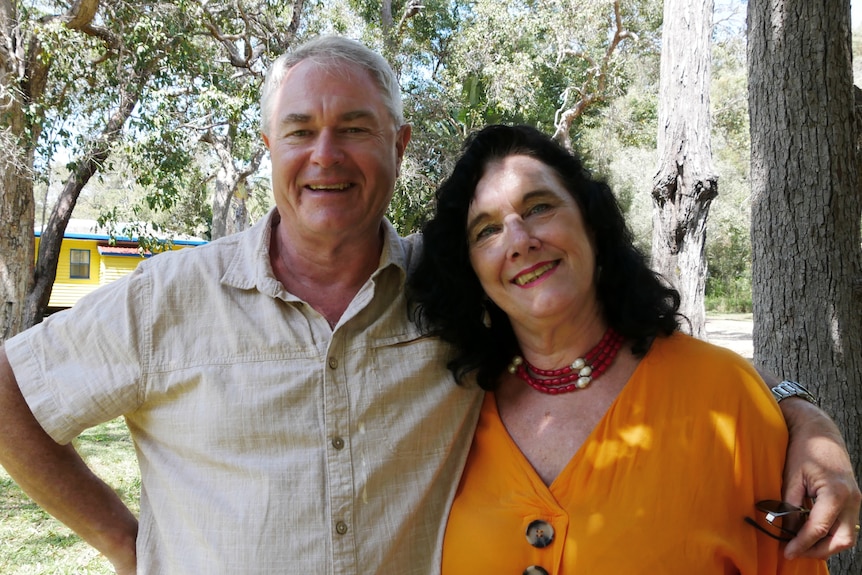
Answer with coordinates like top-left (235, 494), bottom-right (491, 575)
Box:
top-left (466, 154), bottom-right (599, 329)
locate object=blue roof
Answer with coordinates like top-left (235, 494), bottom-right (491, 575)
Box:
top-left (34, 219), bottom-right (207, 246)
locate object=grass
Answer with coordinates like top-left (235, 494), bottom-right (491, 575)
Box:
top-left (0, 418), bottom-right (140, 574)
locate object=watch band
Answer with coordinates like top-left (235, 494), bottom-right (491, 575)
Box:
top-left (770, 380), bottom-right (818, 405)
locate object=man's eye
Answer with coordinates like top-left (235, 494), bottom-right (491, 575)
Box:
top-left (286, 129), bottom-right (311, 138)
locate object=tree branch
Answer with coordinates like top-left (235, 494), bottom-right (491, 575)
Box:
top-left (24, 68), bottom-right (148, 325)
top-left (551, 0), bottom-right (635, 150)
top-left (62, 0), bottom-right (98, 29)
top-left (397, 0), bottom-right (424, 36)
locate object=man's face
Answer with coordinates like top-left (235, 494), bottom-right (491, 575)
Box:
top-left (262, 60), bottom-right (411, 242)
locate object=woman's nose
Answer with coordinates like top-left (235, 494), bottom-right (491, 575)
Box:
top-left (505, 218), bottom-right (539, 259)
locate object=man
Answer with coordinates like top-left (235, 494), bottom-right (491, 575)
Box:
top-left (0, 36), bottom-right (858, 574)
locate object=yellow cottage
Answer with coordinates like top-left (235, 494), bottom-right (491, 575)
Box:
top-left (36, 219), bottom-right (207, 312)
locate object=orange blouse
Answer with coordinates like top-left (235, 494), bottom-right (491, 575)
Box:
top-left (442, 333), bottom-right (827, 574)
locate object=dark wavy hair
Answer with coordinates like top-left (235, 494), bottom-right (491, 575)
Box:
top-left (408, 124), bottom-right (681, 391)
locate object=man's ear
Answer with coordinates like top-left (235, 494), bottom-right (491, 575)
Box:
top-left (395, 124), bottom-right (412, 162)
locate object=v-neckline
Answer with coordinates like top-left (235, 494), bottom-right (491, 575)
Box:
top-left (486, 344), bottom-right (652, 495)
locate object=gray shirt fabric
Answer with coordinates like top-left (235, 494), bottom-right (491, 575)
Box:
top-left (5, 209), bottom-right (483, 574)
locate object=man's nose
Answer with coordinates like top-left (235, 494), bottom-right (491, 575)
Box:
top-left (310, 129), bottom-right (345, 167)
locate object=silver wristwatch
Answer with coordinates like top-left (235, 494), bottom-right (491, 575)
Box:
top-left (770, 380), bottom-right (818, 405)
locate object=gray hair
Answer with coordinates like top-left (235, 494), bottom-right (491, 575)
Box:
top-left (260, 36), bottom-right (404, 136)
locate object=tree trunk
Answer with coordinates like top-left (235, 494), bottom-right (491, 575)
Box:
top-left (0, 142), bottom-right (36, 342)
top-left (651, 0), bottom-right (718, 339)
top-left (204, 130), bottom-right (264, 240)
top-left (748, 2), bottom-right (862, 573)
top-left (1, 0), bottom-right (41, 342)
top-left (21, 78), bottom-right (146, 329)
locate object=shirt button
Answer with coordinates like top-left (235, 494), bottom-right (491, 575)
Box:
top-left (525, 520), bottom-right (554, 548)
top-left (331, 436), bottom-right (345, 450)
top-left (335, 521), bottom-right (348, 535)
top-left (523, 567), bottom-right (549, 575)
top-left (328, 357), bottom-right (338, 369)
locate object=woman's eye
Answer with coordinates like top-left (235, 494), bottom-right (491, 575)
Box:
top-left (526, 203), bottom-right (551, 216)
top-left (474, 225), bottom-right (500, 241)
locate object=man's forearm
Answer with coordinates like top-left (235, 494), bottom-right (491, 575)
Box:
top-left (754, 364), bottom-right (861, 558)
top-left (0, 348), bottom-right (138, 568)
top-left (778, 395), bottom-right (841, 438)
top-left (755, 366), bottom-right (822, 428)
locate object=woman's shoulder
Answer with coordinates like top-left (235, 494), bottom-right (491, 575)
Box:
top-left (647, 331), bottom-right (754, 372)
top-left (628, 332), bottom-right (784, 437)
top-left (636, 332), bottom-right (770, 406)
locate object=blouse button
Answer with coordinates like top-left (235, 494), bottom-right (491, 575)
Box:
top-left (328, 357), bottom-right (338, 369)
top-left (331, 436), bottom-right (345, 450)
top-left (523, 566), bottom-right (550, 575)
top-left (335, 521), bottom-right (348, 535)
top-left (525, 519), bottom-right (555, 548)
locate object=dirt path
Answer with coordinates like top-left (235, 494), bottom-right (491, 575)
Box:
top-left (705, 313), bottom-right (753, 360)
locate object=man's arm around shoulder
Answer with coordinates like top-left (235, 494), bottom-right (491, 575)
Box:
top-left (777, 396), bottom-right (861, 559)
top-left (0, 346), bottom-right (138, 574)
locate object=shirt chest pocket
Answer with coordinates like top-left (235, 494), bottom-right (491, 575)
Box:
top-left (352, 333), bottom-right (473, 458)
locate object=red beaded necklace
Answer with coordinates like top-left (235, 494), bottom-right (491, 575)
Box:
top-left (507, 328), bottom-right (624, 395)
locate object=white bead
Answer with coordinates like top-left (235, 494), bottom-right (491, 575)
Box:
top-left (579, 366), bottom-right (592, 377)
top-left (576, 377), bottom-right (591, 388)
top-left (571, 358), bottom-right (586, 370)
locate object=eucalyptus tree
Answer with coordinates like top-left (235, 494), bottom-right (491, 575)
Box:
top-left (433, 0), bottom-right (660, 148)
top-left (367, 0), bottom-right (662, 234)
top-left (149, 0), bottom-right (306, 240)
top-left (651, 0), bottom-right (717, 339)
top-left (1, 0), bottom-right (205, 337)
top-left (748, 5), bottom-right (861, 571)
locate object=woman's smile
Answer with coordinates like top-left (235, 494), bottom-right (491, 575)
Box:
top-left (512, 261), bottom-right (559, 286)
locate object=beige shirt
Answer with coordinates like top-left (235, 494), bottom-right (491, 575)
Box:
top-left (5, 210), bottom-right (483, 574)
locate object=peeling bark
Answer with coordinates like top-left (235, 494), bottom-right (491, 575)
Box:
top-left (650, 0), bottom-right (717, 338)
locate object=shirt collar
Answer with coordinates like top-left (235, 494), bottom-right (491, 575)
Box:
top-left (220, 208), bottom-right (413, 299)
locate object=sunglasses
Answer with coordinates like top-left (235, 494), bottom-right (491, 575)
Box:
top-left (744, 500), bottom-right (811, 542)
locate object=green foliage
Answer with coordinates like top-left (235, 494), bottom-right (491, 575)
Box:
top-left (705, 222), bottom-right (752, 313)
top-left (705, 28), bottom-right (752, 313)
top-left (613, 95), bottom-right (658, 148)
top-left (377, 0), bottom-right (665, 232)
top-left (711, 36), bottom-right (749, 154)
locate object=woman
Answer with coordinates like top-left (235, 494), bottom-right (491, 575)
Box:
top-left (408, 125), bottom-right (827, 574)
